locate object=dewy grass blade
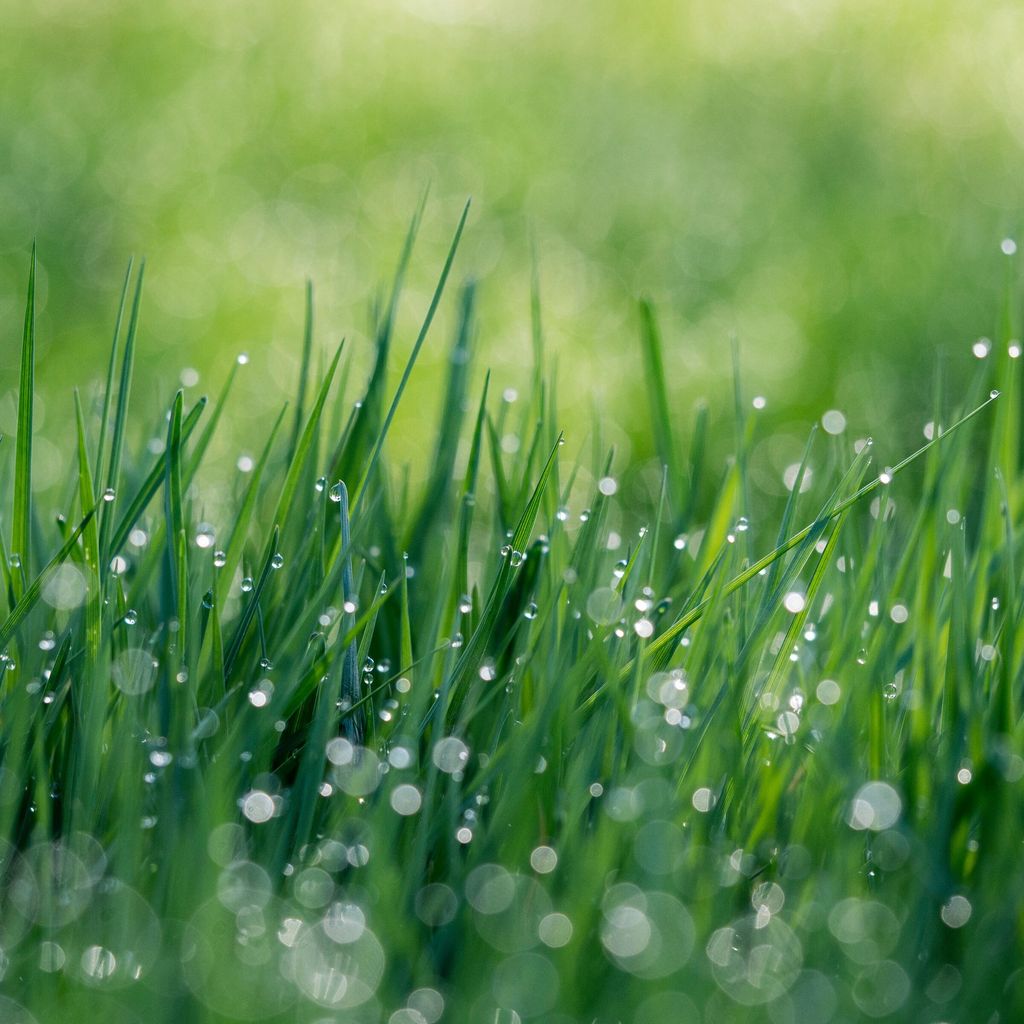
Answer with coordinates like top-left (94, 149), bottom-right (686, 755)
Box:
top-left (0, 509), bottom-right (97, 650)
top-left (337, 481), bottom-right (361, 740)
top-left (164, 391), bottom-right (188, 646)
top-left (108, 396), bottom-right (207, 558)
top-left (73, 390), bottom-right (101, 658)
top-left (638, 390), bottom-right (1000, 671)
top-left (223, 525), bottom-right (280, 677)
top-left (216, 404), bottom-right (287, 606)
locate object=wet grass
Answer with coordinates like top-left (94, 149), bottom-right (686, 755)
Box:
top-left (0, 211), bottom-right (1022, 1023)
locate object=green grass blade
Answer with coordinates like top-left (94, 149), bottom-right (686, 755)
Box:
top-left (95, 258), bottom-right (134, 486)
top-left (107, 396), bottom-right (207, 558)
top-left (12, 244), bottom-right (36, 590)
top-left (0, 509), bottom-right (97, 651)
top-left (99, 260), bottom-right (145, 566)
top-left (352, 199), bottom-right (471, 508)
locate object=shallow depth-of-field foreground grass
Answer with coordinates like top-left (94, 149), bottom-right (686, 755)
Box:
top-left (1, 209), bottom-right (1023, 1024)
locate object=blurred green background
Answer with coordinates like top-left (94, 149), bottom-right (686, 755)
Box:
top-left (1, 0), bottom-right (1022, 483)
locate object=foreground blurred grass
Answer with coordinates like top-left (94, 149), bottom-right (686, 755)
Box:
top-left (2, 0), bottom-right (1023, 457)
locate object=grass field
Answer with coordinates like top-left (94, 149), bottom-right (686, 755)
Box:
top-left (0, 206), bottom-right (1021, 1022)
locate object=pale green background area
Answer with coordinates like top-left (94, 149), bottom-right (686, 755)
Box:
top-left (1, 0), bottom-right (1022, 485)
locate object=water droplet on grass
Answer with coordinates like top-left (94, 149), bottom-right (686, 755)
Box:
top-left (940, 895), bottom-right (972, 928)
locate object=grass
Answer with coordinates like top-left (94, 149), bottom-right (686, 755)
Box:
top-left (0, 208), bottom-right (1022, 1024)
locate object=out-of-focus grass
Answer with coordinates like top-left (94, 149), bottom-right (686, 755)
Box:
top-left (2, 0), bottom-right (1023, 458)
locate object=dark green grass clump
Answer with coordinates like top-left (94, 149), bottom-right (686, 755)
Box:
top-left (0, 211), bottom-right (1022, 1024)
